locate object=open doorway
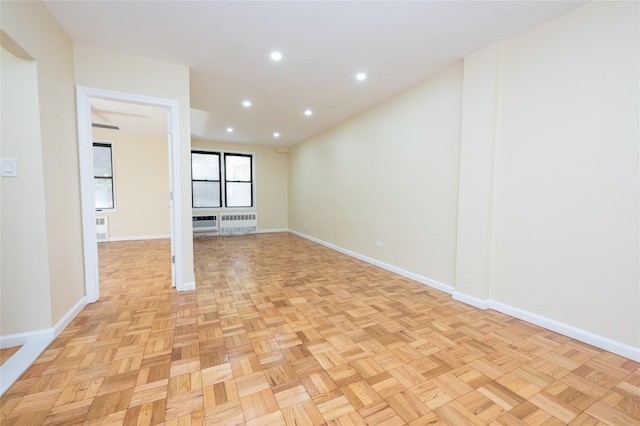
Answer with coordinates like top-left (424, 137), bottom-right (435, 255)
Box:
top-left (77, 87), bottom-right (185, 302)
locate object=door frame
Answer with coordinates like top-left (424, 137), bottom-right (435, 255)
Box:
top-left (76, 86), bottom-right (185, 302)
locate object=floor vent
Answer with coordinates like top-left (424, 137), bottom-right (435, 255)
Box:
top-left (220, 213), bottom-right (257, 235)
top-left (96, 216), bottom-right (109, 242)
top-left (193, 215), bottom-right (218, 236)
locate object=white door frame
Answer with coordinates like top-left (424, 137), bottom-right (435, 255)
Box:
top-left (76, 86), bottom-right (185, 302)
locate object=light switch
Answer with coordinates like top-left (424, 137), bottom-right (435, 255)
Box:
top-left (1, 158), bottom-right (17, 177)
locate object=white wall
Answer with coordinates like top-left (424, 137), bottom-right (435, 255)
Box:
top-left (490, 1), bottom-right (639, 349)
top-left (0, 47), bottom-right (53, 336)
top-left (289, 64), bottom-right (463, 286)
top-left (93, 129), bottom-right (170, 240)
top-left (191, 140), bottom-right (288, 231)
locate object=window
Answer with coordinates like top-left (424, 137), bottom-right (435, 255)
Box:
top-left (224, 153), bottom-right (253, 207)
top-left (192, 151), bottom-right (221, 208)
top-left (191, 150), bottom-right (254, 208)
top-left (93, 143), bottom-right (114, 210)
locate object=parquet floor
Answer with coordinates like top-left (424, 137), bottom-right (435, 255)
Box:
top-left (1, 233), bottom-right (639, 425)
top-left (1, 347), bottom-right (21, 366)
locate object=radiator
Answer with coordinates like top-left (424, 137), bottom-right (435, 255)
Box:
top-left (220, 213), bottom-right (257, 235)
top-left (193, 215), bottom-right (218, 235)
top-left (96, 216), bottom-right (109, 242)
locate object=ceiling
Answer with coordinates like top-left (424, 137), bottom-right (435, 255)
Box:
top-left (45, 1), bottom-right (585, 146)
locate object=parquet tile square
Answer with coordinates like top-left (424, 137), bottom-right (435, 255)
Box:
top-left (1, 234), bottom-right (639, 425)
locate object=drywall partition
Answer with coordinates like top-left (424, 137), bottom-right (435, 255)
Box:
top-left (93, 129), bottom-right (171, 241)
top-left (0, 47), bottom-right (53, 336)
top-left (191, 140), bottom-right (289, 232)
top-left (73, 44), bottom-right (195, 288)
top-left (289, 64), bottom-right (463, 287)
top-left (454, 43), bottom-right (500, 304)
top-left (1, 1), bottom-right (86, 339)
top-left (491, 1), bottom-right (639, 353)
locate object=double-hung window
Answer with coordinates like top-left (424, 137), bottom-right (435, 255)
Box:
top-left (191, 151), bottom-right (254, 208)
top-left (191, 151), bottom-right (221, 208)
top-left (93, 142), bottom-right (114, 210)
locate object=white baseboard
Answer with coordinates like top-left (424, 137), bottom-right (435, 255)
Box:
top-left (257, 228), bottom-right (288, 234)
top-left (0, 296), bottom-right (87, 349)
top-left (289, 229), bottom-right (640, 363)
top-left (108, 234), bottom-right (170, 242)
top-left (0, 296), bottom-right (88, 396)
top-left (0, 339), bottom-right (52, 396)
top-left (181, 281), bottom-right (196, 291)
top-left (288, 229), bottom-right (455, 295)
top-left (53, 297), bottom-right (88, 337)
top-left (489, 300), bottom-right (640, 362)
top-left (452, 291), bottom-right (490, 309)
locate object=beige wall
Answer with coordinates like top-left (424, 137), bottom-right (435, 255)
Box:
top-left (1, 1), bottom-right (84, 332)
top-left (74, 44), bottom-right (194, 286)
top-left (93, 129), bottom-right (170, 240)
top-left (191, 140), bottom-right (288, 231)
top-left (289, 65), bottom-right (463, 285)
top-left (490, 1), bottom-right (639, 347)
top-left (289, 1), bottom-right (638, 355)
top-left (0, 48), bottom-right (53, 335)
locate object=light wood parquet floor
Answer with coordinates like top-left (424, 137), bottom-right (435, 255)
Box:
top-left (1, 233), bottom-right (639, 425)
top-left (1, 347), bottom-right (22, 367)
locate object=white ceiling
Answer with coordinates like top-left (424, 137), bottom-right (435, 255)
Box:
top-left (46, 1), bottom-right (585, 146)
top-left (91, 98), bottom-right (167, 136)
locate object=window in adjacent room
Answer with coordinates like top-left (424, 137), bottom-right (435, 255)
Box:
top-left (93, 142), bottom-right (114, 210)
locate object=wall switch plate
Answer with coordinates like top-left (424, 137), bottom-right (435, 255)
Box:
top-left (0, 158), bottom-right (17, 176)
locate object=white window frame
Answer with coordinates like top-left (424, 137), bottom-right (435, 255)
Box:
top-left (93, 140), bottom-right (116, 213)
top-left (191, 149), bottom-right (256, 210)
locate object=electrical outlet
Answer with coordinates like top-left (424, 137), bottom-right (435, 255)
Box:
top-left (304, 223), bottom-right (309, 229)
top-left (375, 241), bottom-right (383, 248)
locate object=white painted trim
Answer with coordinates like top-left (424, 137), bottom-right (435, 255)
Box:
top-left (182, 282), bottom-right (196, 291)
top-left (257, 228), bottom-right (288, 234)
top-left (288, 230), bottom-right (455, 295)
top-left (489, 300), bottom-right (640, 362)
top-left (0, 297), bottom-right (87, 349)
top-left (0, 329), bottom-right (53, 349)
top-left (0, 339), bottom-right (52, 396)
top-left (108, 234), bottom-right (171, 242)
top-left (52, 297), bottom-right (87, 337)
top-left (76, 86), bottom-right (186, 300)
top-left (452, 291), bottom-right (490, 309)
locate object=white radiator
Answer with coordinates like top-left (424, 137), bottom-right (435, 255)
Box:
top-left (193, 215), bottom-right (218, 235)
top-left (96, 216), bottom-right (109, 242)
top-left (220, 213), bottom-right (257, 235)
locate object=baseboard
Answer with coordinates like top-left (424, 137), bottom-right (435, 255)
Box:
top-left (0, 296), bottom-right (87, 349)
top-left (452, 291), bottom-right (490, 309)
top-left (0, 296), bottom-right (88, 395)
top-left (0, 339), bottom-right (52, 396)
top-left (53, 297), bottom-right (88, 337)
top-left (108, 234), bottom-right (170, 242)
top-left (257, 228), bottom-right (288, 234)
top-left (288, 229), bottom-right (455, 295)
top-left (489, 300), bottom-right (640, 362)
top-left (181, 281), bottom-right (196, 291)
top-left (0, 329), bottom-right (53, 349)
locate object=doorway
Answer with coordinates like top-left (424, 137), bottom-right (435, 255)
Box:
top-left (76, 87), bottom-right (185, 302)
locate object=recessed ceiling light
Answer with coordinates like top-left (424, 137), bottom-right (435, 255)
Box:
top-left (226, 127), bottom-right (234, 133)
top-left (356, 72), bottom-right (367, 81)
top-left (270, 51), bottom-right (282, 61)
top-left (273, 132), bottom-right (280, 138)
top-left (242, 100), bottom-right (252, 107)
top-left (304, 109), bottom-right (313, 116)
